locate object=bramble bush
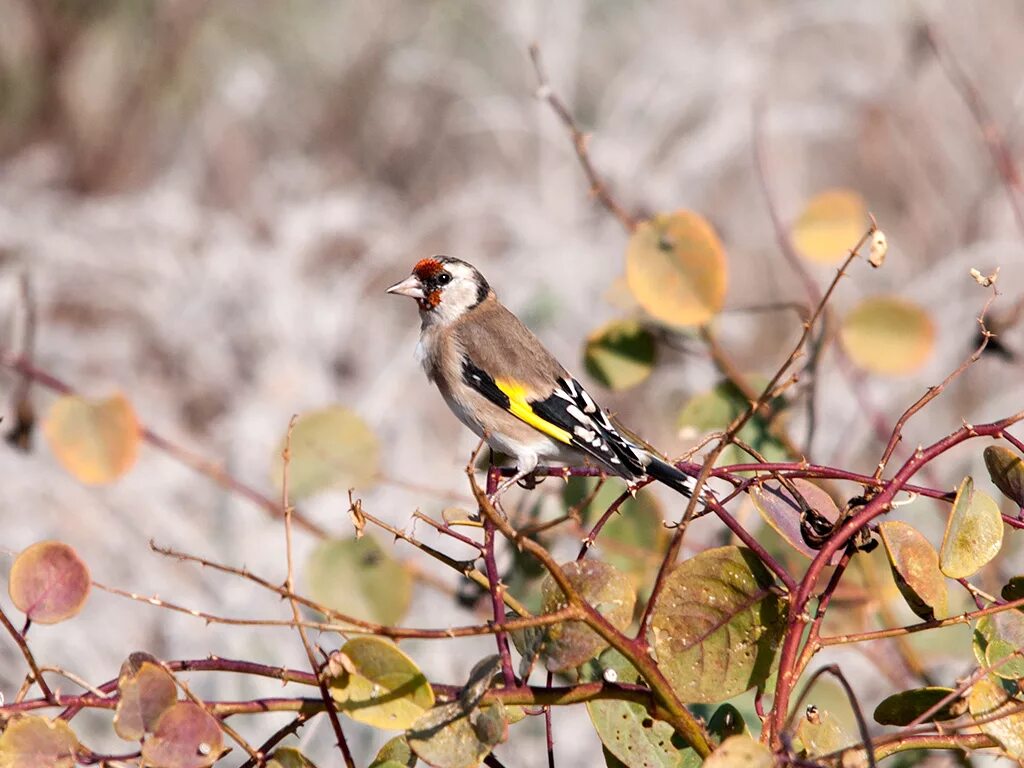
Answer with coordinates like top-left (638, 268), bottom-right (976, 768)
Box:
top-left (2, 42), bottom-right (1024, 768)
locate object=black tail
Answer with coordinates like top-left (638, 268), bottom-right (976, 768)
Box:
top-left (645, 456), bottom-right (697, 498)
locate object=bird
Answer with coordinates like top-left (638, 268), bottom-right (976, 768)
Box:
top-left (386, 256), bottom-right (697, 500)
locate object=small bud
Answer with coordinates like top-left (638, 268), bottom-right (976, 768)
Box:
top-left (970, 267), bottom-right (999, 287)
top-left (868, 230), bottom-right (887, 268)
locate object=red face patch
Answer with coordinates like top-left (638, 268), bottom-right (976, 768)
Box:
top-left (413, 258), bottom-right (444, 280)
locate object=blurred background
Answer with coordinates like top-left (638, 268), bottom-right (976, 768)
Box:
top-left (1, 1), bottom-right (1023, 766)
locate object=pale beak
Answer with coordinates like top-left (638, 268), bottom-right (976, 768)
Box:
top-left (385, 275), bottom-right (424, 299)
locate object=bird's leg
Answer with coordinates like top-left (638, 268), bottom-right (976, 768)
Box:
top-left (488, 467), bottom-right (535, 503)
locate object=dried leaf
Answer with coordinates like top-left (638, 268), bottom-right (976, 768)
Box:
top-left (42, 393), bottom-right (140, 484)
top-left (0, 717), bottom-right (79, 768)
top-left (840, 297), bottom-right (934, 376)
top-left (141, 702), bottom-right (223, 768)
top-left (8, 541), bottom-right (91, 624)
top-left (114, 660), bottom-right (178, 740)
top-left (626, 211), bottom-right (728, 327)
top-left (792, 189), bottom-right (867, 265)
top-left (968, 676), bottom-right (1024, 760)
top-left (878, 521), bottom-right (948, 621)
top-left (751, 480), bottom-right (842, 563)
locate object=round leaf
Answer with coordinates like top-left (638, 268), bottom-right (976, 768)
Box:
top-left (584, 650), bottom-right (702, 767)
top-left (985, 446), bottom-right (1024, 506)
top-left (305, 536), bottom-right (411, 626)
top-left (626, 211), bottom-right (727, 327)
top-left (975, 611), bottom-right (1024, 679)
top-left (370, 736), bottom-right (416, 768)
top-left (0, 717), bottom-right (79, 768)
top-left (969, 676), bottom-right (1024, 760)
top-left (42, 393), bottom-right (140, 484)
top-left (114, 659), bottom-right (178, 741)
top-left (268, 747), bottom-right (319, 768)
top-left (329, 637), bottom-right (434, 730)
top-left (649, 546), bottom-right (785, 704)
top-left (792, 189), bottom-right (867, 265)
top-left (536, 560), bottom-right (636, 672)
top-left (565, 479), bottom-right (668, 591)
top-left (703, 736), bottom-right (774, 768)
top-left (583, 320), bottom-right (657, 391)
top-left (878, 521), bottom-right (948, 621)
top-left (677, 380), bottom-right (788, 469)
top-left (794, 708), bottom-right (850, 757)
top-left (273, 406), bottom-right (379, 499)
top-left (873, 687), bottom-right (960, 725)
top-left (407, 701), bottom-right (507, 768)
top-left (140, 702), bottom-right (223, 768)
top-left (840, 297), bottom-right (935, 376)
top-left (751, 480), bottom-right (842, 563)
top-left (8, 541), bottom-right (91, 624)
top-left (940, 477), bottom-right (1003, 579)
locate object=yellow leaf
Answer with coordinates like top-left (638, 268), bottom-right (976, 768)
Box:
top-left (625, 211), bottom-right (727, 327)
top-left (793, 189), bottom-right (867, 264)
top-left (840, 297), bottom-right (934, 375)
top-left (43, 394), bottom-right (140, 484)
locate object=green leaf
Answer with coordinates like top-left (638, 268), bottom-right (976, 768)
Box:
top-left (533, 560), bottom-right (636, 672)
top-left (273, 406), bottom-right (379, 499)
top-left (370, 736), bottom-right (416, 768)
top-left (649, 546), bottom-right (786, 704)
top-left (305, 536), bottom-right (411, 626)
top-left (702, 736), bottom-right (774, 768)
top-left (975, 610), bottom-right (1024, 679)
top-left (625, 211), bottom-right (728, 327)
top-left (873, 687), bottom-right (960, 725)
top-left (42, 393), bottom-right (140, 484)
top-left (268, 747), bottom-right (320, 768)
top-left (1002, 577), bottom-right (1024, 602)
top-left (985, 446), bottom-right (1024, 506)
top-left (114, 656), bottom-right (177, 740)
top-left (328, 637), bottom-right (434, 730)
top-left (969, 676), bottom-right (1024, 760)
top-left (878, 521), bottom-right (948, 621)
top-left (840, 297), bottom-right (935, 376)
top-left (584, 650), bottom-right (702, 767)
top-left (0, 717), bottom-right (79, 768)
top-left (141, 702), bottom-right (224, 768)
top-left (939, 477), bottom-right (1003, 579)
top-left (407, 702), bottom-right (507, 768)
top-left (750, 480), bottom-right (841, 562)
top-left (565, 479), bottom-right (667, 594)
top-left (584, 320), bottom-right (657, 391)
top-left (677, 380), bottom-right (788, 468)
top-left (8, 541), bottom-right (91, 624)
top-left (793, 707), bottom-right (850, 757)
top-left (792, 189), bottom-right (867, 265)
top-left (707, 704), bottom-right (749, 742)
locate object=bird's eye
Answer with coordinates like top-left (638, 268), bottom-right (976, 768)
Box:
top-left (437, 273), bottom-right (452, 285)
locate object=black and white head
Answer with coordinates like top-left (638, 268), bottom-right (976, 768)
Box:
top-left (386, 256), bottom-right (491, 326)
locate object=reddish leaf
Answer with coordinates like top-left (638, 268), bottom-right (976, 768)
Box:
top-left (141, 702), bottom-right (223, 768)
top-left (115, 656), bottom-right (178, 741)
top-left (8, 541), bottom-right (90, 624)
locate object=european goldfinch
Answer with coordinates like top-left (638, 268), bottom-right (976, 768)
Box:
top-left (386, 257), bottom-right (696, 499)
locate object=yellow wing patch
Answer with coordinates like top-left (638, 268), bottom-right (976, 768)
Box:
top-left (494, 379), bottom-right (573, 444)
